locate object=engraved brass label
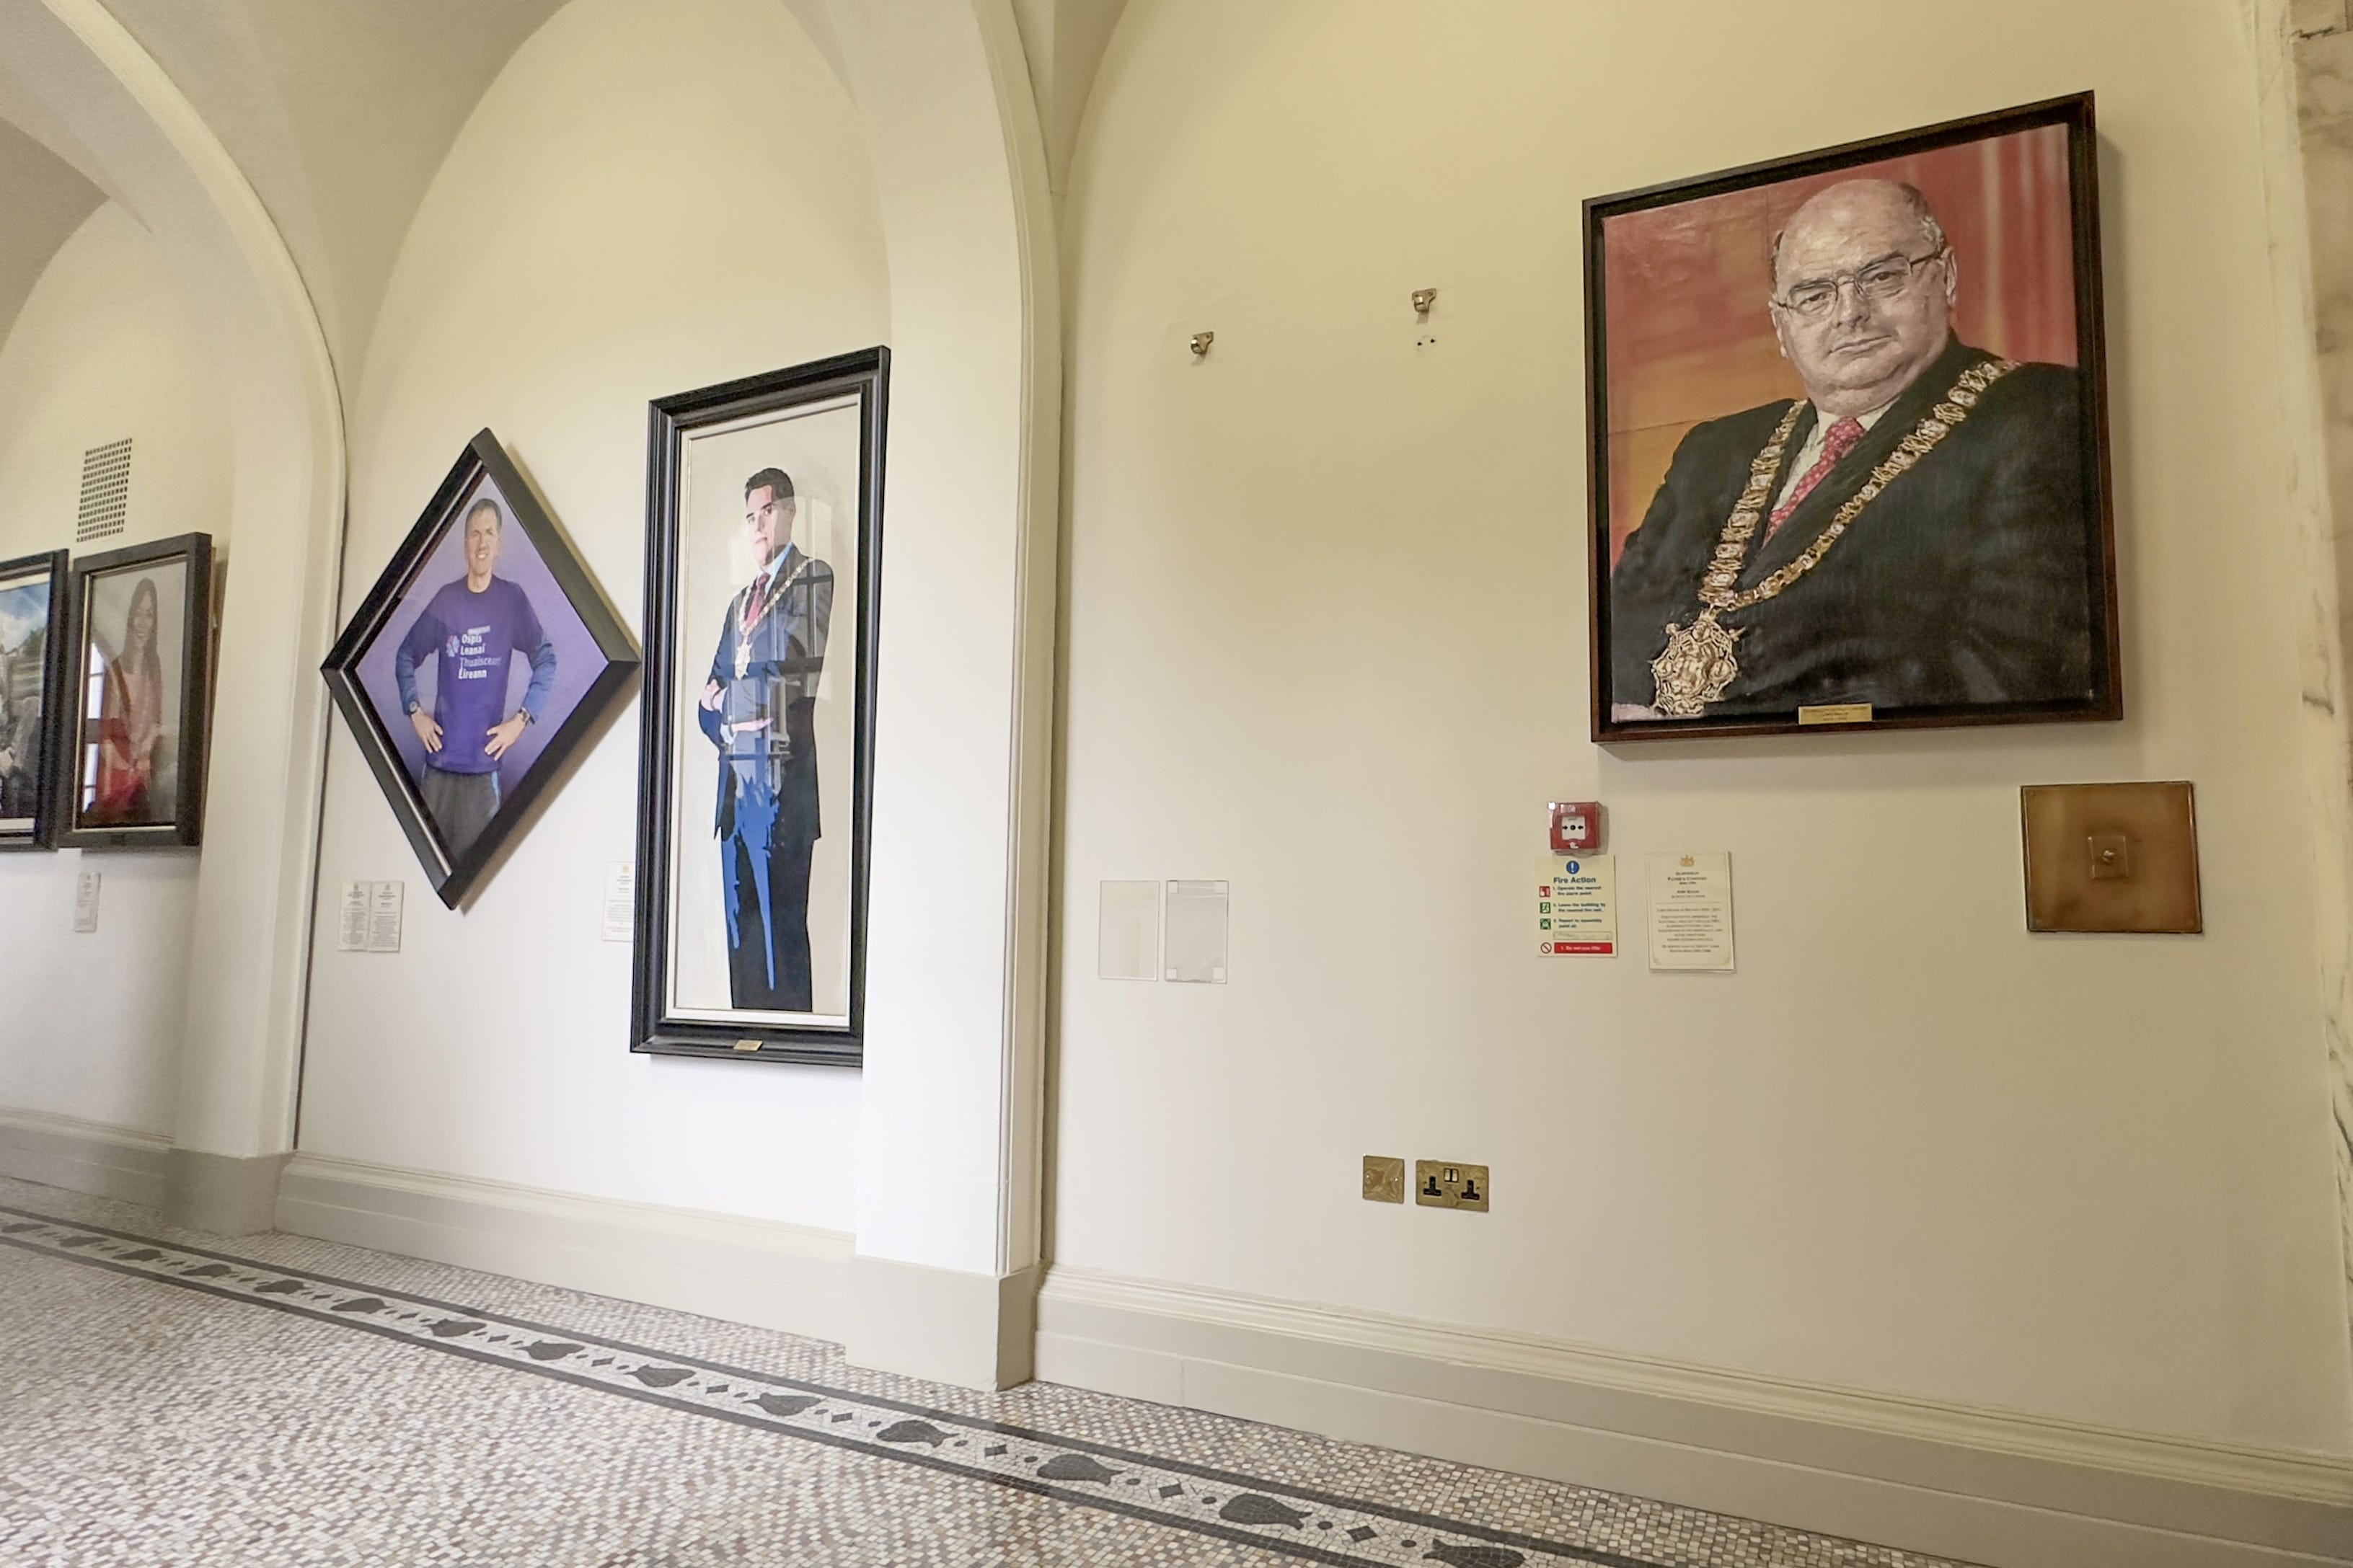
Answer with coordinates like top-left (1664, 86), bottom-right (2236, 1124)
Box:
top-left (1797, 703), bottom-right (1873, 726)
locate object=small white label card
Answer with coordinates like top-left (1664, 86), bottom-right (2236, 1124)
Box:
top-left (366, 880), bottom-right (405, 954)
top-left (602, 861), bottom-right (636, 943)
top-left (1535, 854), bottom-right (1615, 956)
top-left (336, 881), bottom-right (371, 952)
top-left (72, 871), bottom-right (101, 934)
top-left (1646, 851), bottom-right (1735, 972)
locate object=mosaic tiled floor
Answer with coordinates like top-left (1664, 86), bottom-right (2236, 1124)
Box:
top-left (0, 1175), bottom-right (1976, 1568)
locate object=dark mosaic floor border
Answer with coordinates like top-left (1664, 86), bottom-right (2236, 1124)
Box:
top-left (0, 1197), bottom-right (1656, 1568)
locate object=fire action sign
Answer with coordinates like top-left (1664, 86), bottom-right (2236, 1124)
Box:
top-left (1535, 854), bottom-right (1616, 956)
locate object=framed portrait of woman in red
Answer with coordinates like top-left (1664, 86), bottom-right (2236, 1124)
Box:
top-left (61, 533), bottom-right (214, 849)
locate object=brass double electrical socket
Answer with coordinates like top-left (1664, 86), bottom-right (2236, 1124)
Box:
top-left (1414, 1160), bottom-right (1489, 1212)
top-left (1361, 1155), bottom-right (1405, 1203)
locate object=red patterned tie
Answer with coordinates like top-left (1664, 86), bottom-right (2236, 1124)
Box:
top-left (1767, 416), bottom-right (1864, 538)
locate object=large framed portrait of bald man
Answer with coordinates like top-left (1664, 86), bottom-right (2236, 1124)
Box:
top-left (1586, 93), bottom-right (2119, 741)
top-left (321, 430), bottom-right (642, 908)
top-left (633, 349), bottom-right (887, 1065)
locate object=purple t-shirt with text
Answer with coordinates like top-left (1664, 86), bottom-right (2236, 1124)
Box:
top-left (395, 577), bottom-right (549, 774)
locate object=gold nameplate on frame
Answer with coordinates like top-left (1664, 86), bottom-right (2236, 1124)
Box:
top-left (1796, 703), bottom-right (1873, 726)
top-left (2020, 781), bottom-right (2202, 934)
top-left (733, 1038), bottom-right (763, 1053)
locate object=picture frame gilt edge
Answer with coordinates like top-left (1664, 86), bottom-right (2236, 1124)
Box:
top-left (0, 548), bottom-right (71, 851)
top-left (631, 346), bottom-right (888, 1067)
top-left (1582, 90), bottom-right (2122, 745)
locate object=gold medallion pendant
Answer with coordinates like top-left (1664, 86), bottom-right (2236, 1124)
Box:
top-left (1646, 357), bottom-right (2015, 718)
top-left (1650, 610), bottom-right (1742, 718)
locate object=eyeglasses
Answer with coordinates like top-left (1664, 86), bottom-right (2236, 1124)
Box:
top-left (1772, 247), bottom-right (1947, 319)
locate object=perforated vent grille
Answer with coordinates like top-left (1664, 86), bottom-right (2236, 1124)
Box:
top-left (76, 438), bottom-right (132, 544)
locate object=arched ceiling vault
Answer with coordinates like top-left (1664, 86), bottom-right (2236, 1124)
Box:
top-left (1006, 0), bottom-right (1131, 194)
top-left (0, 115), bottom-right (103, 348)
top-left (0, 0), bottom-right (1132, 384)
top-left (78, 0), bottom-right (571, 390)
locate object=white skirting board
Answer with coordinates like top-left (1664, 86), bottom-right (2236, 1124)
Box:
top-left (1034, 1267), bottom-right (2353, 1568)
top-left (844, 1254), bottom-right (1041, 1391)
top-left (0, 1106), bottom-right (171, 1210)
top-left (274, 1153), bottom-right (854, 1347)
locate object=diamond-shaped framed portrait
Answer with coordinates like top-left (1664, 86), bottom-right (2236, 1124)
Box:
top-left (322, 430), bottom-right (640, 908)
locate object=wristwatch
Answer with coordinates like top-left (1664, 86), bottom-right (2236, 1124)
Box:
top-left (404, 699), bottom-right (420, 716)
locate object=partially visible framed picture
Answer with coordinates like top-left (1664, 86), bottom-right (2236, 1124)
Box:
top-left (1587, 93), bottom-right (2119, 741)
top-left (634, 348), bottom-right (887, 1064)
top-left (0, 549), bottom-right (69, 850)
top-left (61, 533), bottom-right (213, 849)
top-left (322, 430), bottom-right (640, 908)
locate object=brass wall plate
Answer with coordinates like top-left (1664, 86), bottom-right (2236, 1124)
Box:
top-left (1413, 1160), bottom-right (1489, 1212)
top-left (2021, 781), bottom-right (2201, 934)
top-left (1361, 1155), bottom-right (1405, 1203)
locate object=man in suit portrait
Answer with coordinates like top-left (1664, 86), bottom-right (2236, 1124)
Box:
top-left (699, 466), bottom-right (834, 1012)
top-left (1608, 177), bottom-right (2096, 721)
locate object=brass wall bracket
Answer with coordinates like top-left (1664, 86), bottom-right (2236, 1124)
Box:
top-left (2021, 781), bottom-right (2200, 933)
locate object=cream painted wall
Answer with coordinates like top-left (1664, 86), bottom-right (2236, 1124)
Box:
top-left (296, 0), bottom-right (886, 1228)
top-left (1054, 0), bottom-right (2353, 1454)
top-left (0, 200), bottom-right (231, 1133)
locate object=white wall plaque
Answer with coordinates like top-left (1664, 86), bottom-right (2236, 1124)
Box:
top-left (337, 881), bottom-right (369, 952)
top-left (366, 880), bottom-right (405, 954)
top-left (1646, 852), bottom-right (1734, 972)
top-left (71, 872), bottom-right (100, 934)
top-left (603, 861), bottom-right (636, 943)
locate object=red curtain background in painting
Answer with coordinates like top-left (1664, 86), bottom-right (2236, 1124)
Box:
top-left (1602, 124), bottom-right (2077, 567)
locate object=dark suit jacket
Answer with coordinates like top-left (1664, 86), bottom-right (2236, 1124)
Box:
top-left (1609, 336), bottom-right (2101, 716)
top-left (699, 545), bottom-right (834, 842)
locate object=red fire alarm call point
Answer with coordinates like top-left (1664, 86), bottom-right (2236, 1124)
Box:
top-left (1549, 800), bottom-right (1601, 854)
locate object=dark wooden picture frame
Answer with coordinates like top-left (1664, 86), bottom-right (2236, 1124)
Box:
top-left (321, 430), bottom-right (640, 908)
top-left (0, 549), bottom-right (70, 850)
top-left (61, 533), bottom-right (214, 849)
top-left (634, 348), bottom-right (888, 1065)
top-left (1586, 93), bottom-right (2119, 742)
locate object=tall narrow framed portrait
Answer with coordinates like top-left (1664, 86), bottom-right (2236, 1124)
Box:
top-left (61, 533), bottom-right (213, 849)
top-left (1587, 93), bottom-right (2119, 741)
top-left (0, 549), bottom-right (69, 850)
top-left (321, 430), bottom-right (640, 908)
top-left (634, 348), bottom-right (887, 1064)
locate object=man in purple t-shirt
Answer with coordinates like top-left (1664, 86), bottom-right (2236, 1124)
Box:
top-left (394, 496), bottom-right (557, 856)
